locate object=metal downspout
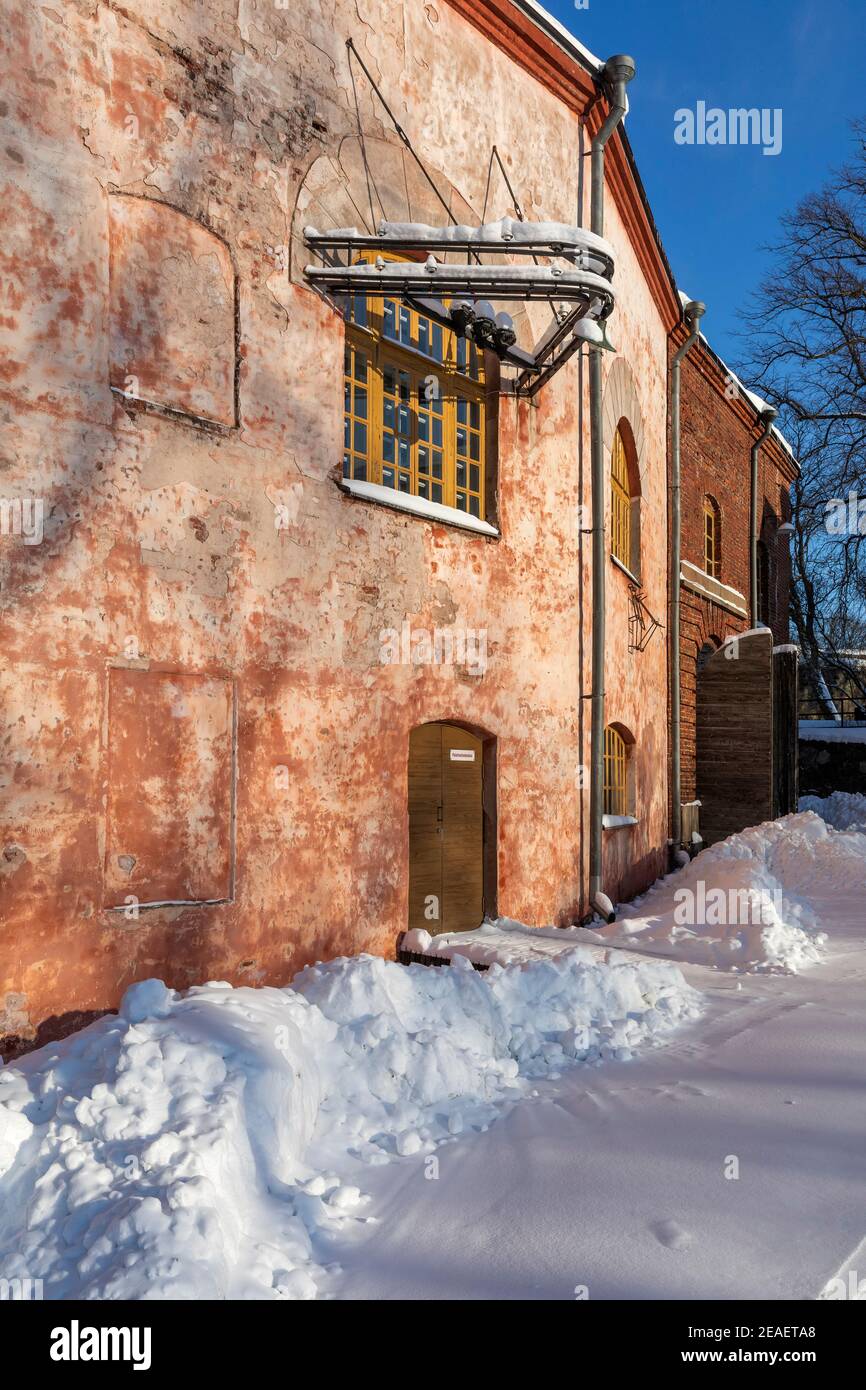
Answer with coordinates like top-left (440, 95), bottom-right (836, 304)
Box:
top-left (670, 299), bottom-right (705, 856)
top-left (751, 407), bottom-right (778, 625)
top-left (588, 55), bottom-right (635, 924)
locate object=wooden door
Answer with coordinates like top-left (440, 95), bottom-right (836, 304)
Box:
top-left (408, 723), bottom-right (483, 935)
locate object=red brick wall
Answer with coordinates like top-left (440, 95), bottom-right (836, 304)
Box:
top-left (671, 341), bottom-right (796, 812)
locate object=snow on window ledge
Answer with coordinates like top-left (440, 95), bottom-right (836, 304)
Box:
top-left (338, 478), bottom-right (499, 537)
top-left (602, 814), bottom-right (639, 830)
top-left (610, 554), bottom-right (641, 586)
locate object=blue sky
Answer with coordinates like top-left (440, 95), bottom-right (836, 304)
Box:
top-left (540, 0), bottom-right (866, 366)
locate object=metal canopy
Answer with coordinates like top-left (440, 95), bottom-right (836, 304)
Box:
top-left (302, 218), bottom-right (617, 397)
top-left (305, 218), bottom-right (614, 277)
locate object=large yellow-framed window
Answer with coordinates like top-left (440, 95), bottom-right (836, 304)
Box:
top-left (703, 497), bottom-right (720, 578)
top-left (342, 255), bottom-right (486, 520)
top-left (603, 725), bottom-right (629, 817)
top-left (610, 427), bottom-right (631, 568)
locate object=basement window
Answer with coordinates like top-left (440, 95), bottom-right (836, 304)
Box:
top-left (341, 255), bottom-right (488, 521)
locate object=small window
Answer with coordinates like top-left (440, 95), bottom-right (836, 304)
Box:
top-left (341, 255), bottom-right (486, 519)
top-left (703, 496), bottom-right (721, 578)
top-left (603, 725), bottom-right (630, 817)
top-left (610, 427), bottom-right (631, 569)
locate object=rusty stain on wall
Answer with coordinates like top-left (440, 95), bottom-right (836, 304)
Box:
top-left (0, 0), bottom-right (772, 1059)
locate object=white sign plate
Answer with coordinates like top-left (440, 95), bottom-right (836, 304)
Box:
top-left (450, 749), bottom-right (476, 762)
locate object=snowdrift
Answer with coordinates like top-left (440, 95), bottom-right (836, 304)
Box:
top-left (0, 949), bottom-right (699, 1300)
top-left (595, 811), bottom-right (864, 972)
top-left (800, 790), bottom-right (866, 834)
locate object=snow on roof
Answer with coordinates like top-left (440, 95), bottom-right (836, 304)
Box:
top-left (512, 0), bottom-right (603, 74)
top-left (676, 296), bottom-right (796, 463)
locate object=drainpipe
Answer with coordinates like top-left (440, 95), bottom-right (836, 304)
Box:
top-left (669, 299), bottom-right (705, 856)
top-left (750, 406), bottom-right (778, 625)
top-left (588, 55), bottom-right (635, 924)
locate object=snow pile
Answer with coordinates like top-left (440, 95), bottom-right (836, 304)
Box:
top-left (594, 812), bottom-right (866, 973)
top-left (0, 950), bottom-right (700, 1300)
top-left (800, 790), bottom-right (866, 833)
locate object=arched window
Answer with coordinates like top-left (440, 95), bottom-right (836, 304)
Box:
top-left (603, 724), bottom-right (634, 817)
top-left (703, 496), bottom-right (721, 578)
top-left (610, 423), bottom-right (641, 577)
top-left (342, 255), bottom-right (486, 520)
top-left (610, 427), bottom-right (631, 569)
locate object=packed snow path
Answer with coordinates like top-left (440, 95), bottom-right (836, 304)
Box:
top-left (331, 887), bottom-right (866, 1301)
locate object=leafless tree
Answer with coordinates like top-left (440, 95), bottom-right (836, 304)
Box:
top-left (739, 120), bottom-right (866, 716)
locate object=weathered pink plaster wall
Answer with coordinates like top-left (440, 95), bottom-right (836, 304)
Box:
top-left (0, 0), bottom-right (671, 1054)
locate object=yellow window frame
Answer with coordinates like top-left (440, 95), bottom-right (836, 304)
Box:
top-left (603, 725), bottom-right (629, 817)
top-left (342, 254), bottom-right (486, 520)
top-left (611, 427), bottom-right (631, 568)
top-left (703, 498), bottom-right (720, 578)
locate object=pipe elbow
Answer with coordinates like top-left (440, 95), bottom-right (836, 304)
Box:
top-left (591, 892), bottom-right (616, 925)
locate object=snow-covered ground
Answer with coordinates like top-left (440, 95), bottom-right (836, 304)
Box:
top-left (409, 811), bottom-right (858, 975)
top-left (0, 949), bottom-right (698, 1299)
top-left (1, 807), bottom-right (864, 1301)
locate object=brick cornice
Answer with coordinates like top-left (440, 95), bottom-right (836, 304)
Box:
top-left (676, 335), bottom-right (799, 484)
top-left (444, 0), bottom-right (681, 330)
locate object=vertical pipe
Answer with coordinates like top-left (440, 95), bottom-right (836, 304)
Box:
top-left (588, 56), bottom-right (634, 922)
top-left (670, 300), bottom-right (705, 854)
top-left (750, 408), bottom-right (778, 625)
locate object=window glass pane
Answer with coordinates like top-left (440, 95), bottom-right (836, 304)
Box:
top-left (469, 433), bottom-right (480, 461)
top-left (432, 482), bottom-right (443, 504)
top-left (469, 495), bottom-right (480, 519)
top-left (469, 464), bottom-right (480, 494)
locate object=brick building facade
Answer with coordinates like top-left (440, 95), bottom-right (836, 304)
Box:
top-left (0, 0), bottom-right (795, 1058)
top-left (670, 334), bottom-right (797, 839)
